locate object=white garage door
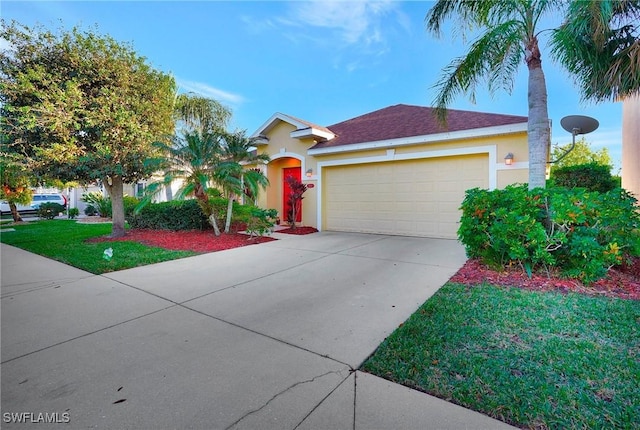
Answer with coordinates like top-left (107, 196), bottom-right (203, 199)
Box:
top-left (323, 154), bottom-right (489, 239)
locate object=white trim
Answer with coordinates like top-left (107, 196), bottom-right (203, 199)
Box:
top-left (250, 112), bottom-right (335, 141)
top-left (315, 145), bottom-right (498, 231)
top-left (308, 123), bottom-right (527, 156)
top-left (290, 127), bottom-right (335, 141)
top-left (251, 113), bottom-right (307, 138)
top-left (270, 151), bottom-right (306, 173)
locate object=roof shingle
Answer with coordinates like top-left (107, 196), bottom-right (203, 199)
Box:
top-left (310, 104), bottom-right (527, 150)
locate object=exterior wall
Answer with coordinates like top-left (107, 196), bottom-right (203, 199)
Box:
top-left (259, 121), bottom-right (318, 226)
top-left (257, 117), bottom-right (529, 231)
top-left (622, 94), bottom-right (640, 198)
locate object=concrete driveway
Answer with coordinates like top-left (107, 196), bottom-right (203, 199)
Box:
top-left (1, 232), bottom-right (515, 429)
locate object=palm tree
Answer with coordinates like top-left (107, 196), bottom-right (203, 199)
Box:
top-left (140, 131), bottom-right (225, 235)
top-left (426, 1), bottom-right (640, 190)
top-left (426, 0), bottom-right (557, 189)
top-left (216, 130), bottom-right (270, 233)
top-left (551, 0), bottom-right (640, 103)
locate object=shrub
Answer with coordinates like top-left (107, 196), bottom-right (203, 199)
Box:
top-left (245, 207), bottom-right (278, 238)
top-left (459, 185), bottom-right (640, 283)
top-left (127, 199), bottom-right (209, 230)
top-left (67, 207), bottom-right (80, 219)
top-left (37, 202), bottom-right (65, 220)
top-left (81, 192), bottom-right (112, 217)
top-left (84, 205), bottom-right (97, 216)
top-left (551, 162), bottom-right (618, 193)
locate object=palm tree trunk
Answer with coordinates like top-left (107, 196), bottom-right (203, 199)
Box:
top-left (526, 37), bottom-right (551, 190)
top-left (224, 193), bottom-right (234, 234)
top-left (209, 214), bottom-right (221, 236)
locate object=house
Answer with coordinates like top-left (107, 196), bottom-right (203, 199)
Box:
top-left (251, 104), bottom-right (529, 239)
top-left (622, 94), bottom-right (640, 199)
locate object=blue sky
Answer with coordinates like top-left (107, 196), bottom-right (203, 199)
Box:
top-left (3, 1), bottom-right (623, 170)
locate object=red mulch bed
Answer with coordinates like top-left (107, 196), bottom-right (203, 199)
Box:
top-left (276, 226), bottom-right (318, 235)
top-left (87, 229), bottom-right (275, 253)
top-left (450, 257), bottom-right (640, 301)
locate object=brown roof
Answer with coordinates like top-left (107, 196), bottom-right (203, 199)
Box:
top-left (283, 113), bottom-right (335, 136)
top-left (310, 104), bottom-right (527, 150)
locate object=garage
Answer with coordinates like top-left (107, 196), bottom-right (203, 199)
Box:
top-left (322, 154), bottom-right (489, 239)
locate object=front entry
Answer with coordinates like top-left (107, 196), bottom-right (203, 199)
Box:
top-left (283, 167), bottom-right (302, 223)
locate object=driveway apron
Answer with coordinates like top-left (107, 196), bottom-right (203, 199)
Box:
top-left (1, 233), bottom-right (516, 429)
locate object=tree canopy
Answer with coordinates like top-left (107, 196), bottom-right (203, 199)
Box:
top-left (550, 137), bottom-right (613, 170)
top-left (425, 0), bottom-right (640, 189)
top-left (0, 21), bottom-right (176, 236)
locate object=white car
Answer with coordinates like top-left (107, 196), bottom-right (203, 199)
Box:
top-left (0, 193), bottom-right (68, 215)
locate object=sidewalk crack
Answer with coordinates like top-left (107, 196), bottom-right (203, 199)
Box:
top-left (224, 370), bottom-right (342, 430)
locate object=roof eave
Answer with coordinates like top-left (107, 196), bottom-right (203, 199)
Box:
top-left (307, 122), bottom-right (528, 156)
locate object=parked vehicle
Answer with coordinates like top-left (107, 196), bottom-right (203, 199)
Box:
top-left (0, 193), bottom-right (68, 215)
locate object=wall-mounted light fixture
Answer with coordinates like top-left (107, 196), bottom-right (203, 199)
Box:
top-left (504, 153), bottom-right (514, 166)
top-left (306, 168), bottom-right (313, 178)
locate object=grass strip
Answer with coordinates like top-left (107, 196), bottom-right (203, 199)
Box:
top-left (362, 283), bottom-right (640, 429)
top-left (0, 220), bottom-right (196, 274)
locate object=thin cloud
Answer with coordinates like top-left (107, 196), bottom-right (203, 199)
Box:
top-left (175, 77), bottom-right (245, 105)
top-left (287, 0), bottom-right (397, 46)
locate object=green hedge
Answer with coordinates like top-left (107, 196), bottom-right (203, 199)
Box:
top-left (127, 199), bottom-right (209, 230)
top-left (458, 185), bottom-right (640, 283)
top-left (126, 198), bottom-right (271, 233)
top-left (551, 162), bottom-right (619, 192)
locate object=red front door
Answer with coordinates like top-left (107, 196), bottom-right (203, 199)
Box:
top-left (283, 167), bottom-right (302, 223)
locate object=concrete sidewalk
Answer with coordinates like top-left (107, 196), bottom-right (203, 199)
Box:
top-left (1, 232), bottom-right (516, 429)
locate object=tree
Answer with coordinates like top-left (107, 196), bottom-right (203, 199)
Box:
top-left (0, 21), bottom-right (175, 237)
top-left (174, 93), bottom-right (231, 136)
top-left (0, 151), bottom-right (33, 222)
top-left (552, 0), bottom-right (640, 103)
top-left (425, 0), bottom-right (640, 190)
top-left (143, 131), bottom-right (225, 235)
top-left (216, 130), bottom-right (269, 233)
top-left (550, 137), bottom-right (613, 170)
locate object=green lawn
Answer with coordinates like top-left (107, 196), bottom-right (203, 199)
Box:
top-left (362, 283), bottom-right (640, 429)
top-left (0, 220), bottom-right (196, 274)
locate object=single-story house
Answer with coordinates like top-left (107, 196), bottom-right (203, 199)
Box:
top-left (251, 104), bottom-right (530, 239)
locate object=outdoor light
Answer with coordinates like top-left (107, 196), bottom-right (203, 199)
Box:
top-left (550, 115), bottom-right (599, 163)
top-left (306, 168), bottom-right (313, 178)
top-left (504, 153), bottom-right (514, 165)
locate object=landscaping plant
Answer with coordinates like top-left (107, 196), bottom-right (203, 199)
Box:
top-left (458, 185), bottom-right (640, 283)
top-left (244, 207), bottom-right (278, 238)
top-left (285, 175), bottom-right (307, 229)
top-left (81, 192), bottom-right (112, 218)
top-left (37, 202), bottom-right (65, 220)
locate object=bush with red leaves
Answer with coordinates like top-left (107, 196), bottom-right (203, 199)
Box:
top-left (87, 229), bottom-right (275, 253)
top-left (450, 257), bottom-right (640, 301)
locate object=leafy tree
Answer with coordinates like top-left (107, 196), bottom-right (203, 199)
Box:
top-left (552, 0), bottom-right (640, 103)
top-left (0, 151), bottom-right (33, 222)
top-left (425, 0), bottom-right (640, 190)
top-left (0, 21), bottom-right (175, 237)
top-left (550, 137), bottom-right (613, 170)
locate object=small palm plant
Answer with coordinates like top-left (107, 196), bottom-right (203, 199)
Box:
top-left (138, 131), bottom-right (225, 235)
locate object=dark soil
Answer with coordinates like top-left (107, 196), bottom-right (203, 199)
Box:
top-left (87, 228), bottom-right (275, 253)
top-left (450, 257), bottom-right (640, 301)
